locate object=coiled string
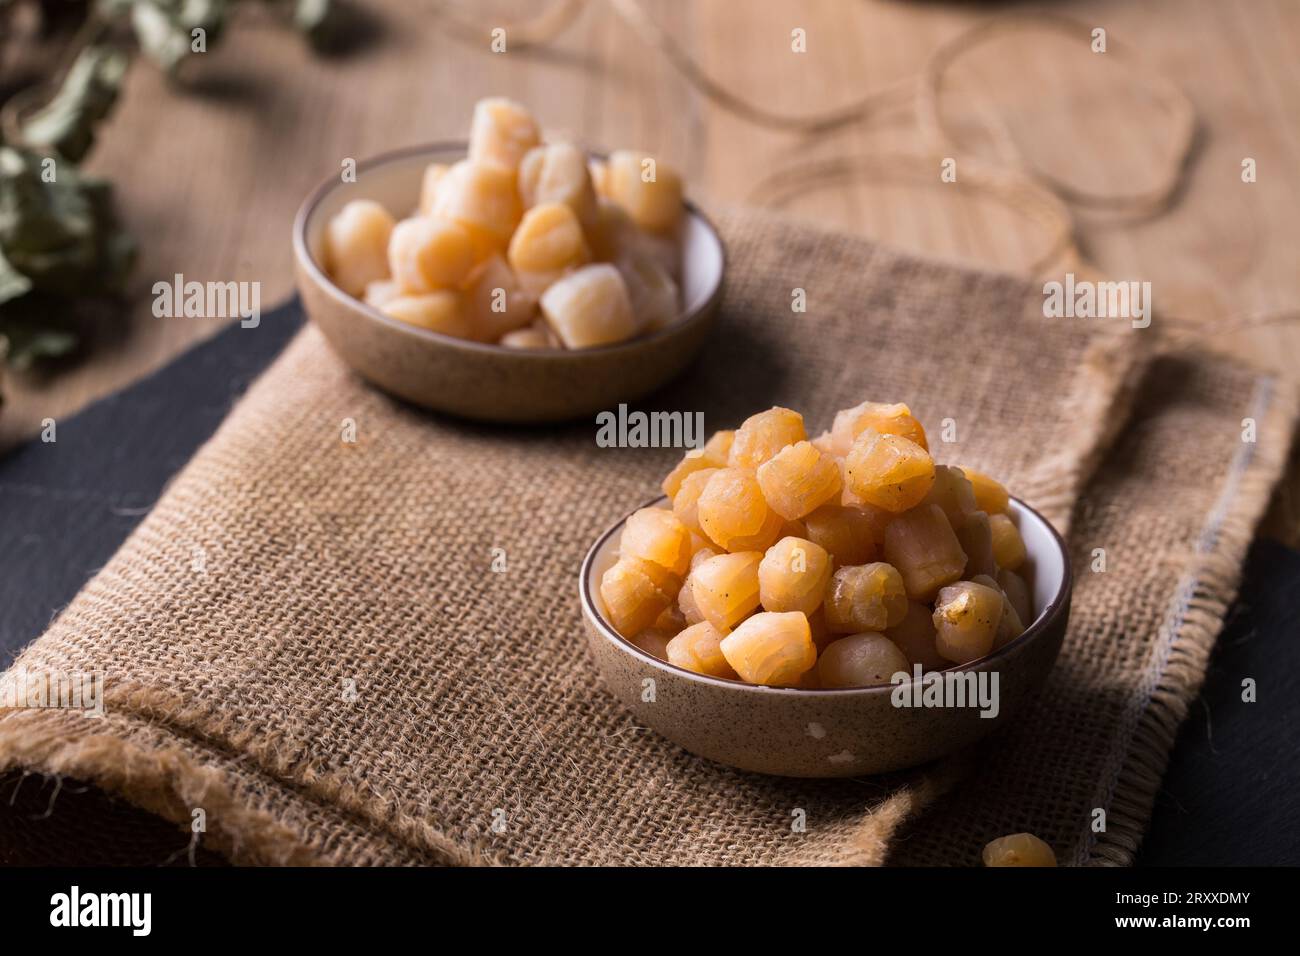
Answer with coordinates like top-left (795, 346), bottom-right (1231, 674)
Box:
top-left (429, 0), bottom-right (1291, 350)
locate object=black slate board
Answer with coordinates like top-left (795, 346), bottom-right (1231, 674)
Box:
top-left (0, 299), bottom-right (1296, 865)
top-left (1137, 537), bottom-right (1300, 865)
top-left (0, 304), bottom-right (302, 660)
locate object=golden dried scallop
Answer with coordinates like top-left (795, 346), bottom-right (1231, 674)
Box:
top-left (632, 396), bottom-right (1033, 690)
top-left (758, 536), bottom-right (832, 616)
top-left (729, 407), bottom-right (806, 471)
top-left (600, 556), bottom-right (681, 638)
top-left (817, 633), bottom-right (910, 688)
top-left (690, 551), bottom-right (763, 632)
top-left (756, 440), bottom-right (843, 520)
top-left (701, 430), bottom-right (736, 465)
top-left (677, 570), bottom-right (705, 626)
top-left (539, 264), bottom-right (638, 348)
top-left (499, 321), bottom-right (557, 350)
top-left (883, 504), bottom-right (967, 601)
top-left (922, 465), bottom-right (978, 526)
top-left (463, 255), bottom-right (538, 341)
top-left (997, 568), bottom-right (1033, 624)
top-left (690, 542), bottom-right (720, 569)
top-left (844, 429), bottom-right (936, 513)
top-left (982, 833), bottom-right (1057, 867)
top-left (696, 468), bottom-right (783, 552)
top-left (831, 400), bottom-right (928, 454)
top-left (605, 149), bottom-right (684, 234)
top-left (388, 217), bottom-right (478, 293)
top-left (960, 467), bottom-right (1010, 514)
top-left (809, 431), bottom-right (837, 456)
top-left (989, 513), bottom-right (1027, 571)
top-left (507, 201), bottom-right (591, 278)
top-left (620, 507), bottom-right (693, 578)
top-left (671, 467), bottom-right (719, 537)
top-left (663, 452), bottom-right (716, 501)
top-left (325, 99), bottom-right (683, 349)
top-left (518, 142), bottom-right (598, 228)
top-left (363, 279), bottom-right (400, 311)
top-left (589, 197), bottom-right (680, 279)
top-left (932, 580), bottom-right (1004, 664)
top-left (885, 600), bottom-right (946, 672)
top-left (954, 510), bottom-right (996, 578)
top-left (970, 574), bottom-right (1024, 649)
top-left (324, 199), bottom-right (395, 296)
top-left (617, 253), bottom-right (679, 333)
top-left (666, 621), bottom-right (739, 679)
top-left (418, 163), bottom-right (450, 216)
top-left (468, 96), bottom-right (541, 171)
top-left (662, 432), bottom-right (732, 499)
top-left (719, 611), bottom-right (816, 686)
top-left (802, 504), bottom-right (879, 567)
top-left (432, 159), bottom-right (523, 252)
top-left (824, 562), bottom-right (909, 634)
top-left (381, 291), bottom-right (473, 338)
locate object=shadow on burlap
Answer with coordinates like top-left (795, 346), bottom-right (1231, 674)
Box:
top-left (0, 208), bottom-right (1292, 865)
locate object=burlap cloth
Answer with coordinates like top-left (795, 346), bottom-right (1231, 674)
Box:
top-left (0, 208), bottom-right (1294, 865)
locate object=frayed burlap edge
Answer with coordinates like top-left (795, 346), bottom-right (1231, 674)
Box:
top-left (0, 707), bottom-right (325, 866)
top-left (1075, 372), bottom-right (1300, 866)
top-left (0, 680), bottom-right (504, 867)
top-left (836, 751), bottom-right (977, 867)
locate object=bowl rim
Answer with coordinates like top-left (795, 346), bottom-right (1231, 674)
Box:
top-left (292, 140), bottom-right (727, 359)
top-left (579, 493), bottom-right (1073, 696)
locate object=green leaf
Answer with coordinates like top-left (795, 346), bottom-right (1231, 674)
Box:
top-left (293, 0), bottom-right (333, 42)
top-left (130, 0), bottom-right (231, 73)
top-left (0, 321), bottom-right (79, 371)
top-left (18, 45), bottom-right (129, 164)
top-left (0, 248), bottom-right (32, 305)
top-left (0, 146), bottom-right (135, 297)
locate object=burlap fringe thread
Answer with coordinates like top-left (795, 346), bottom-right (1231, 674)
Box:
top-left (1077, 376), bottom-right (1298, 866)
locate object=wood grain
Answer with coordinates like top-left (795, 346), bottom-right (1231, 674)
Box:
top-left (3, 1), bottom-right (1298, 488)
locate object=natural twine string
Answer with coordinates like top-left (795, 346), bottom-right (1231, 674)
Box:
top-left (427, 2), bottom-right (1195, 208)
top-left (916, 10), bottom-right (1198, 217)
top-left (429, 0), bottom-right (1296, 352)
top-left (744, 152), bottom-right (1080, 277)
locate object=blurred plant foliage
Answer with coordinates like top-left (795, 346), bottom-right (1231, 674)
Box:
top-left (0, 0), bottom-right (346, 384)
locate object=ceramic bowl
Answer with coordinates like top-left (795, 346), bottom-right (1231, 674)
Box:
top-left (580, 496), bottom-right (1072, 778)
top-left (292, 142), bottom-right (725, 423)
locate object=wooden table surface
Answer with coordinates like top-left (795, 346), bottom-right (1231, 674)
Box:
top-left (4, 0), bottom-right (1299, 522)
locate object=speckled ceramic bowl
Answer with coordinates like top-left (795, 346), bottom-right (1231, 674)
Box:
top-left (293, 142), bottom-right (724, 423)
top-left (581, 496), bottom-right (1072, 778)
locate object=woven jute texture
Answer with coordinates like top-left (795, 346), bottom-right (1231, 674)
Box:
top-left (890, 354), bottom-right (1297, 865)
top-left (0, 208), bottom-right (1292, 865)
